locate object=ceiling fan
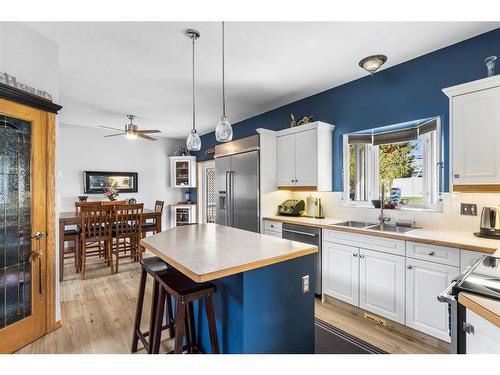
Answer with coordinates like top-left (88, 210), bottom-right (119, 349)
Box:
top-left (98, 114), bottom-right (161, 141)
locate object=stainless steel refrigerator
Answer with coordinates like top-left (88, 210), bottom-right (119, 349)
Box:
top-left (215, 135), bottom-right (260, 233)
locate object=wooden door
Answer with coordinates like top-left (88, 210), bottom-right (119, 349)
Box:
top-left (277, 134), bottom-right (296, 186)
top-left (0, 98), bottom-right (54, 353)
top-left (294, 128), bottom-right (317, 187)
top-left (359, 248), bottom-right (405, 324)
top-left (405, 258), bottom-right (459, 342)
top-left (322, 242), bottom-right (359, 306)
top-left (452, 86), bottom-right (500, 185)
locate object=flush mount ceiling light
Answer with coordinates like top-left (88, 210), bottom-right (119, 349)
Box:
top-left (185, 28), bottom-right (201, 151)
top-left (215, 21), bottom-right (233, 143)
top-left (358, 54), bottom-right (388, 76)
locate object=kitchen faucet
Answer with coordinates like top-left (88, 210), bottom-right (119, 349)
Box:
top-left (379, 183), bottom-right (391, 226)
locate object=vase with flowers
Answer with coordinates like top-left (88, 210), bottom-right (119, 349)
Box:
top-left (103, 186), bottom-right (119, 201)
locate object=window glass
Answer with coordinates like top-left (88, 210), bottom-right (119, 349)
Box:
top-left (349, 143), bottom-right (368, 201)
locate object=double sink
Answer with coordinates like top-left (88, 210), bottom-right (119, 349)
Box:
top-left (333, 220), bottom-right (415, 233)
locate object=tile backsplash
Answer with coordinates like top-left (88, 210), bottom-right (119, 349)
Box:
top-left (290, 191), bottom-right (500, 233)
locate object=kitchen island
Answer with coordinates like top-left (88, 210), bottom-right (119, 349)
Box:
top-left (140, 223), bottom-right (318, 354)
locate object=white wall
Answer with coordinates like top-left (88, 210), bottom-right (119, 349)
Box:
top-left (59, 124), bottom-right (185, 228)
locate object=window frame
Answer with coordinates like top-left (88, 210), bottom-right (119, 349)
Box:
top-left (341, 118), bottom-right (443, 211)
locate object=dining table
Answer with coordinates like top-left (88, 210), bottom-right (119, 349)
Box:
top-left (58, 207), bottom-right (162, 262)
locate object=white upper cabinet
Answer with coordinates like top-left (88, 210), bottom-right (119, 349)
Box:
top-left (170, 156), bottom-right (196, 188)
top-left (275, 122), bottom-right (334, 191)
top-left (359, 248), bottom-right (405, 324)
top-left (443, 76), bottom-right (500, 188)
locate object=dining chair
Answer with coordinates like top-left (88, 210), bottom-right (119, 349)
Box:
top-left (75, 201), bottom-right (105, 258)
top-left (112, 203), bottom-right (144, 273)
top-left (60, 228), bottom-right (79, 281)
top-left (79, 205), bottom-right (115, 279)
top-left (140, 200), bottom-right (164, 258)
top-left (75, 201), bottom-right (102, 213)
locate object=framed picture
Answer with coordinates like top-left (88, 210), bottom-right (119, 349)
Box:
top-left (83, 171), bottom-right (138, 194)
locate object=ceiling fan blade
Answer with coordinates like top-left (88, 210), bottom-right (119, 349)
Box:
top-left (137, 134), bottom-right (157, 141)
top-left (98, 125), bottom-right (125, 132)
top-left (136, 129), bottom-right (161, 134)
top-left (104, 133), bottom-right (125, 137)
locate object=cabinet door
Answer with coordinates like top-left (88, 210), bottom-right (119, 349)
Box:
top-left (294, 129), bottom-right (318, 186)
top-left (452, 86), bottom-right (500, 184)
top-left (277, 134), bottom-right (296, 186)
top-left (322, 242), bottom-right (359, 306)
top-left (359, 249), bottom-right (405, 324)
top-left (465, 309), bottom-right (500, 354)
top-left (406, 258), bottom-right (460, 342)
top-left (264, 230), bottom-right (282, 238)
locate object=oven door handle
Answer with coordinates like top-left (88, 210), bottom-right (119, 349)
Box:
top-left (437, 281), bottom-right (458, 303)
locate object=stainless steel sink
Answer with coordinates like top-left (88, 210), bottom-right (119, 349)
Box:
top-left (365, 224), bottom-right (415, 233)
top-left (334, 220), bottom-right (377, 228)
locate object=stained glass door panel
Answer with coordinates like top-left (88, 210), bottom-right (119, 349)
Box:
top-left (0, 114), bottom-right (32, 328)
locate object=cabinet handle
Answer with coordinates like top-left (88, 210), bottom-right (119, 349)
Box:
top-left (454, 173), bottom-right (460, 179)
top-left (463, 322), bottom-right (475, 335)
top-left (353, 253), bottom-right (358, 257)
top-left (427, 251), bottom-right (435, 256)
top-left (407, 265), bottom-right (412, 269)
top-left (359, 254), bottom-right (365, 259)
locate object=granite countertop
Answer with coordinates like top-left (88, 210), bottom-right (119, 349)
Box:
top-left (140, 223), bottom-right (317, 282)
top-left (263, 215), bottom-right (500, 254)
top-left (264, 215), bottom-right (500, 328)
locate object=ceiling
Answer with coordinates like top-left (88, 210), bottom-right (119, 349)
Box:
top-left (27, 22), bottom-right (499, 139)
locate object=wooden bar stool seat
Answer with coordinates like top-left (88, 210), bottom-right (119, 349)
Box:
top-left (131, 256), bottom-right (174, 354)
top-left (151, 268), bottom-right (219, 354)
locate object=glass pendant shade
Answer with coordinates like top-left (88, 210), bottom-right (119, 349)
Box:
top-left (186, 128), bottom-right (201, 151)
top-left (215, 116), bottom-right (233, 142)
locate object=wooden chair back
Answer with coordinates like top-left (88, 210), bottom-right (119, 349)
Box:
top-left (114, 203), bottom-right (144, 238)
top-left (101, 200), bottom-right (127, 206)
top-left (154, 200), bottom-right (164, 214)
top-left (79, 205), bottom-right (114, 242)
top-left (75, 201), bottom-right (101, 214)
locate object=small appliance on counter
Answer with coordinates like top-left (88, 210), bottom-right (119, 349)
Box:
top-left (278, 199), bottom-right (305, 216)
top-left (305, 195), bottom-right (316, 217)
top-left (475, 206), bottom-right (500, 239)
top-left (438, 254), bottom-right (500, 353)
top-left (315, 198), bottom-right (325, 219)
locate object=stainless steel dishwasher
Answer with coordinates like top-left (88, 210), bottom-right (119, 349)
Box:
top-left (281, 223), bottom-right (321, 296)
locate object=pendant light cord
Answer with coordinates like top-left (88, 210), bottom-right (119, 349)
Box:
top-left (192, 36), bottom-right (196, 132)
top-left (222, 21), bottom-right (226, 118)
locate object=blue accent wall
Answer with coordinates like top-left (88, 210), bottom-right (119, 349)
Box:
top-left (195, 28), bottom-right (500, 192)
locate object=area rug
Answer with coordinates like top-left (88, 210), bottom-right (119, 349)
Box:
top-left (315, 318), bottom-right (387, 354)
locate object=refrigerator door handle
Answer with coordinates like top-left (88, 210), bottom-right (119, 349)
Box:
top-left (225, 171), bottom-right (231, 226)
top-left (228, 170), bottom-right (234, 227)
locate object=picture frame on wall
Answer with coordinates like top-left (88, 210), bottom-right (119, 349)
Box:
top-left (83, 171), bottom-right (138, 194)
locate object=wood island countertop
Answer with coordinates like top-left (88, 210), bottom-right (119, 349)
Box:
top-left (140, 223), bottom-right (318, 282)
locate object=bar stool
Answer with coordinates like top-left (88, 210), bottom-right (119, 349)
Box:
top-left (131, 256), bottom-right (174, 353)
top-left (151, 269), bottom-right (219, 354)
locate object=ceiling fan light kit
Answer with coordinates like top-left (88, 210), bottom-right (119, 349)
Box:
top-left (215, 21), bottom-right (233, 143)
top-left (185, 28), bottom-right (202, 151)
top-left (98, 113), bottom-right (161, 141)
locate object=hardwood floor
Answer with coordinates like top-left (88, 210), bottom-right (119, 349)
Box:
top-left (18, 255), bottom-right (447, 354)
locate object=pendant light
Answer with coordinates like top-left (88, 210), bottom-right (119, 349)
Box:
top-left (215, 21), bottom-right (233, 143)
top-left (185, 29), bottom-right (201, 151)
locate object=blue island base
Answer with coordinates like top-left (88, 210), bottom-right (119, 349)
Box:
top-left (190, 254), bottom-right (316, 354)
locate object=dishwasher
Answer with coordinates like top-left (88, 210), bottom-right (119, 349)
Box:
top-left (281, 223), bottom-right (321, 296)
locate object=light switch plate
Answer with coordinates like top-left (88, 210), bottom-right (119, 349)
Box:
top-left (302, 275), bottom-right (310, 293)
top-left (461, 203), bottom-right (477, 216)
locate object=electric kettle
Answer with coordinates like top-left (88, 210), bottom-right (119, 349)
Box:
top-left (479, 206), bottom-right (500, 236)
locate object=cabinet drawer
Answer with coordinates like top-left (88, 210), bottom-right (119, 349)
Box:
top-left (264, 229), bottom-right (282, 238)
top-left (323, 229), bottom-right (405, 256)
top-left (406, 241), bottom-right (460, 266)
top-left (264, 220), bottom-right (282, 233)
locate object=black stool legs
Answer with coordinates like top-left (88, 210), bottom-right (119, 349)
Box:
top-left (131, 266), bottom-right (147, 353)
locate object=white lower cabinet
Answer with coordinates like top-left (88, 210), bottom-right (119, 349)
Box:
top-left (323, 242), bottom-right (359, 306)
top-left (264, 230), bottom-right (282, 238)
top-left (405, 258), bottom-right (459, 342)
top-left (359, 248), bottom-right (405, 324)
top-left (465, 309), bottom-right (500, 354)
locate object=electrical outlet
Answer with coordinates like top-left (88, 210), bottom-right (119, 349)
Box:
top-left (460, 203), bottom-right (478, 216)
top-left (302, 275), bottom-right (310, 293)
